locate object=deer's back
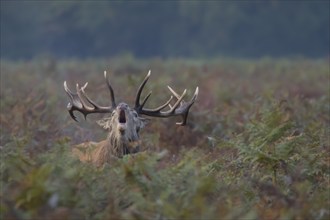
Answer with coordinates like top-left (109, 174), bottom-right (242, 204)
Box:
top-left (72, 140), bottom-right (114, 166)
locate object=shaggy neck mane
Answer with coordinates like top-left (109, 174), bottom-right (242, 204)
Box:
top-left (93, 132), bottom-right (128, 166)
top-left (107, 128), bottom-right (128, 157)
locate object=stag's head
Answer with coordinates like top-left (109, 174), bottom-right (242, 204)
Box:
top-left (64, 71), bottom-right (198, 157)
top-left (96, 102), bottom-right (146, 141)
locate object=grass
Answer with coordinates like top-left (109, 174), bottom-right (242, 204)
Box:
top-left (1, 57), bottom-right (329, 219)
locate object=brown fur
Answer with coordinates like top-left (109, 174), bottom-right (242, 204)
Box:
top-left (72, 103), bottom-right (145, 166)
top-left (72, 139), bottom-right (141, 167)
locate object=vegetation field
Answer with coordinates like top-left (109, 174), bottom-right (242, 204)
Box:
top-left (1, 57), bottom-right (329, 220)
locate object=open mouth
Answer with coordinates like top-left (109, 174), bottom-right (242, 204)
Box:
top-left (119, 109), bottom-right (126, 124)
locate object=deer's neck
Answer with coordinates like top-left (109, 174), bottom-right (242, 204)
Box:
top-left (107, 132), bottom-right (126, 157)
top-left (106, 129), bottom-right (140, 157)
top-left (72, 131), bottom-right (140, 167)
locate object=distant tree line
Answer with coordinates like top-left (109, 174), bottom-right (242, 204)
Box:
top-left (1, 1), bottom-right (329, 59)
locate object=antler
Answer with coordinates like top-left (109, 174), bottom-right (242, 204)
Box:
top-left (135, 70), bottom-right (199, 126)
top-left (64, 71), bottom-right (116, 121)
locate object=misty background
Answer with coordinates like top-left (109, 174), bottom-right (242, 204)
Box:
top-left (1, 1), bottom-right (329, 59)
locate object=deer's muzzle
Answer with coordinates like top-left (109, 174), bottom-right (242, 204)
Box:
top-left (116, 104), bottom-right (128, 134)
top-left (119, 109), bottom-right (126, 124)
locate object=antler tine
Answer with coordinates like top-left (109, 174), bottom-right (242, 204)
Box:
top-left (134, 70), bottom-right (176, 113)
top-left (192, 87), bottom-right (199, 103)
top-left (140, 91), bottom-right (152, 110)
top-left (169, 89), bottom-right (186, 112)
top-left (64, 81), bottom-right (80, 121)
top-left (64, 81), bottom-right (78, 106)
top-left (152, 96), bottom-right (173, 112)
top-left (167, 86), bottom-right (182, 100)
top-left (136, 80), bottom-right (199, 126)
top-left (135, 70), bottom-right (151, 110)
top-left (76, 83), bottom-right (94, 111)
top-left (63, 74), bottom-right (115, 121)
top-left (79, 83), bottom-right (108, 110)
top-left (176, 86), bottom-right (199, 125)
top-left (104, 71), bottom-right (116, 108)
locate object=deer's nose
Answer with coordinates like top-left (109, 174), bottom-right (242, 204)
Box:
top-left (117, 103), bottom-right (128, 110)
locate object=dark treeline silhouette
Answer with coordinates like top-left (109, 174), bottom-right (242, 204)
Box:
top-left (1, 1), bottom-right (329, 59)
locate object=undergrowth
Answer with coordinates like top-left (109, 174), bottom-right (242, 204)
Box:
top-left (1, 57), bottom-right (329, 219)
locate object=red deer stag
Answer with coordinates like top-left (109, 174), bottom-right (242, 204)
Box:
top-left (64, 70), bottom-right (198, 166)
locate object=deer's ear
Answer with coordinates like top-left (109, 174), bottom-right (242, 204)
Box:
top-left (97, 117), bottom-right (111, 130)
top-left (139, 117), bottom-right (150, 128)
